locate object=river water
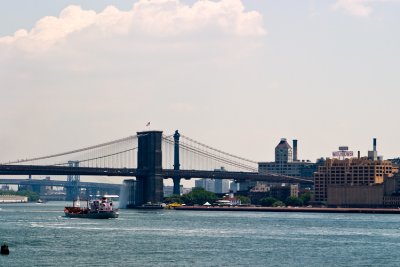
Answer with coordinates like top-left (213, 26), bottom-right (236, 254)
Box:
top-left (1, 202), bottom-right (400, 267)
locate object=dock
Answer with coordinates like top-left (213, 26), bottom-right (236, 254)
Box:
top-left (174, 206), bottom-right (400, 214)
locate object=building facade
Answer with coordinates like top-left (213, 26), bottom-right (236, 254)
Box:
top-left (314, 158), bottom-right (394, 202)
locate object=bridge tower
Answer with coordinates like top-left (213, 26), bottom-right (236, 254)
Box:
top-left (66, 161), bottom-right (80, 201)
top-left (173, 130), bottom-right (181, 195)
top-left (136, 130), bottom-right (164, 205)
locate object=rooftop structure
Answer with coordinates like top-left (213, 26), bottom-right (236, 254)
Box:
top-left (275, 138), bottom-right (293, 164)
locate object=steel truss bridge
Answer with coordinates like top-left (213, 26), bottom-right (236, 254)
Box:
top-left (0, 130), bottom-right (312, 205)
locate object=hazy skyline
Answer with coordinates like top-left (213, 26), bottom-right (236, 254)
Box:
top-left (1, 0), bottom-right (400, 168)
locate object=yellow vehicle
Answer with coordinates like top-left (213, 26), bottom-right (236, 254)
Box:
top-left (166, 202), bottom-right (182, 209)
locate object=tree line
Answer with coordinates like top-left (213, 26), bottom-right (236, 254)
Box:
top-left (164, 187), bottom-right (311, 207)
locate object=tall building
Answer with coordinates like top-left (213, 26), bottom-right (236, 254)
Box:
top-left (258, 138), bottom-right (316, 179)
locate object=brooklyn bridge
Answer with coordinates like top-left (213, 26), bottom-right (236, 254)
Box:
top-left (0, 130), bottom-right (312, 206)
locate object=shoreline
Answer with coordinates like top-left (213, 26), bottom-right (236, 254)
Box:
top-left (174, 206), bottom-right (400, 214)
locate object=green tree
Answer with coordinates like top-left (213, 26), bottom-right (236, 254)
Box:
top-left (285, 196), bottom-right (303, 207)
top-left (17, 190), bottom-right (40, 201)
top-left (299, 192), bottom-right (311, 205)
top-left (181, 188), bottom-right (217, 205)
top-left (272, 201), bottom-right (285, 207)
top-left (260, 197), bottom-right (278, 207)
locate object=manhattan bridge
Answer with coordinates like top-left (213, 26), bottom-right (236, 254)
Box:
top-left (0, 130), bottom-right (312, 206)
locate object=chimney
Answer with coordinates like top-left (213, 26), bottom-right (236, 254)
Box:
top-left (368, 138), bottom-right (378, 161)
top-left (293, 139), bottom-right (298, 161)
top-left (357, 151), bottom-right (360, 159)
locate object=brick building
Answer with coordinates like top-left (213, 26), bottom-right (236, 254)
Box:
top-left (314, 157), bottom-right (393, 202)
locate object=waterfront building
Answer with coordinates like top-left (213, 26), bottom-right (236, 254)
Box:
top-left (314, 139), bottom-right (396, 205)
top-left (250, 183), bottom-right (299, 203)
top-left (327, 172), bottom-right (400, 207)
top-left (314, 158), bottom-right (393, 202)
top-left (0, 195), bottom-right (28, 203)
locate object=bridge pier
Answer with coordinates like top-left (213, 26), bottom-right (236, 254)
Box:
top-left (134, 130), bottom-right (164, 206)
top-left (66, 161), bottom-right (80, 201)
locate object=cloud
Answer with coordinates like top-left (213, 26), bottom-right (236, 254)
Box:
top-left (333, 0), bottom-right (372, 17)
top-left (0, 0), bottom-right (265, 52)
top-left (0, 0), bottom-right (266, 162)
top-left (332, 0), bottom-right (400, 17)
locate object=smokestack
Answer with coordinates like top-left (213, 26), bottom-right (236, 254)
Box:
top-left (373, 138), bottom-right (377, 151)
top-left (358, 151), bottom-right (360, 159)
top-left (293, 139), bottom-right (298, 161)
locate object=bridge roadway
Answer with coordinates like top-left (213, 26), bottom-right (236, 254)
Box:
top-left (0, 164), bottom-right (313, 185)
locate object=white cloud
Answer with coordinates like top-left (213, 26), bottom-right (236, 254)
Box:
top-left (0, 0), bottom-right (265, 52)
top-left (333, 0), bottom-right (400, 17)
top-left (0, 0), bottom-right (266, 162)
top-left (333, 0), bottom-right (372, 17)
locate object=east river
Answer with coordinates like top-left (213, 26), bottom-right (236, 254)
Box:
top-left (1, 202), bottom-right (400, 267)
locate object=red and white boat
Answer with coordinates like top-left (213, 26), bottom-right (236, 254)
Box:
top-left (64, 196), bottom-right (119, 219)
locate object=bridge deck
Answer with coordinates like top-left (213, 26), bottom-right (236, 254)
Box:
top-left (0, 165), bottom-right (313, 185)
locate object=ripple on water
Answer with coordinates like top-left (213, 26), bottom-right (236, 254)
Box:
top-left (2, 204), bottom-right (400, 267)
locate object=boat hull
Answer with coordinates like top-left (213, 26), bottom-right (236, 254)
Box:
top-left (64, 211), bottom-right (119, 219)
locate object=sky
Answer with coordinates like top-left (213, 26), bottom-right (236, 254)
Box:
top-left (1, 0), bottom-right (400, 174)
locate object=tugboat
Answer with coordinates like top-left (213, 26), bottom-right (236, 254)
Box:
top-left (64, 197), bottom-right (119, 219)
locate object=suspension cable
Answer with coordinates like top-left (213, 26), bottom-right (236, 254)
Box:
top-left (5, 135), bottom-right (138, 164)
top-left (50, 147), bottom-right (138, 166)
top-left (179, 134), bottom-right (257, 164)
top-left (162, 137), bottom-right (257, 171)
